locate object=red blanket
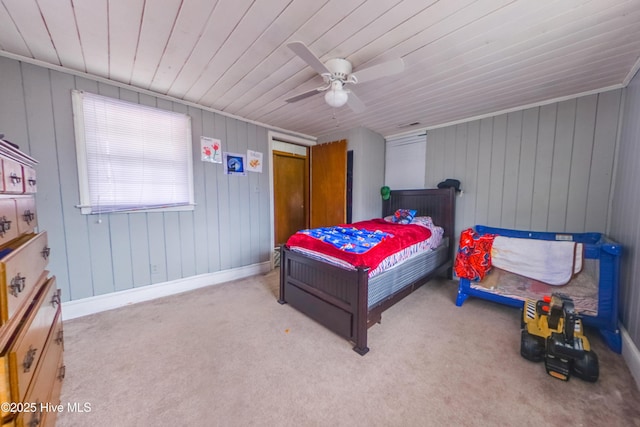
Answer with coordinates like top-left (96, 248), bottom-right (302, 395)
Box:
top-left (454, 228), bottom-right (496, 280)
top-left (285, 219), bottom-right (432, 270)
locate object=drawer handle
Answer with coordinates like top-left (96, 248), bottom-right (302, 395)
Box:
top-left (9, 172), bottom-right (22, 184)
top-left (0, 216), bottom-right (11, 236)
top-left (23, 209), bottom-right (35, 224)
top-left (51, 290), bottom-right (61, 307)
top-left (58, 364), bottom-right (66, 381)
top-left (55, 328), bottom-right (64, 346)
top-left (28, 177), bottom-right (37, 187)
top-left (23, 346), bottom-right (37, 372)
top-left (10, 274), bottom-right (26, 297)
top-left (28, 401), bottom-right (41, 427)
top-left (41, 246), bottom-right (50, 259)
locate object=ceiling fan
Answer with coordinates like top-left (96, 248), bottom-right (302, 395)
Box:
top-left (285, 41), bottom-right (405, 113)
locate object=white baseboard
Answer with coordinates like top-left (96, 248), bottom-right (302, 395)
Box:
top-left (622, 326), bottom-right (640, 391)
top-left (61, 262), bottom-right (272, 321)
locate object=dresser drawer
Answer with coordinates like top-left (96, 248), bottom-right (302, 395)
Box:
top-left (0, 199), bottom-right (19, 245)
top-left (1, 159), bottom-right (23, 195)
top-left (45, 312), bottom-right (64, 408)
top-left (0, 232), bottom-right (50, 325)
top-left (14, 307), bottom-right (64, 427)
top-left (21, 168), bottom-right (36, 195)
top-left (8, 277), bottom-right (59, 405)
top-left (14, 198), bottom-right (37, 236)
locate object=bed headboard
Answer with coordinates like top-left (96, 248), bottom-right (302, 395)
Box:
top-left (382, 188), bottom-right (456, 259)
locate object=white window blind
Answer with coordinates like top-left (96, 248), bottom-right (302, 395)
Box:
top-left (384, 133), bottom-right (427, 190)
top-left (72, 90), bottom-right (194, 214)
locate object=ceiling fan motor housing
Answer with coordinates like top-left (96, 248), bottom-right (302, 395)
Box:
top-left (325, 58), bottom-right (353, 81)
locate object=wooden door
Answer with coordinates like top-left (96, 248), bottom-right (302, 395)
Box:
top-left (310, 139), bottom-right (347, 228)
top-left (273, 150), bottom-right (308, 246)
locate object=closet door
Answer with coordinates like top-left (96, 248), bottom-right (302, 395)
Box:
top-left (310, 139), bottom-right (347, 228)
top-left (273, 150), bottom-right (308, 246)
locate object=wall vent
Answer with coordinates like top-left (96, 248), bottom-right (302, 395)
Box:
top-left (396, 121), bottom-right (421, 128)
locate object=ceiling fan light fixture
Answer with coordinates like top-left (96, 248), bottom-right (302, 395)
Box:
top-left (324, 81), bottom-right (349, 108)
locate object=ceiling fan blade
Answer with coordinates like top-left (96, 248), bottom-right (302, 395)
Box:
top-left (285, 87), bottom-right (323, 103)
top-left (352, 58), bottom-right (404, 84)
top-left (288, 41), bottom-right (331, 75)
top-left (346, 90), bottom-right (365, 113)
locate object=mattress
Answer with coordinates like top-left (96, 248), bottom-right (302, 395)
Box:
top-left (287, 217), bottom-right (444, 277)
top-left (469, 258), bottom-right (599, 316)
top-left (368, 237), bottom-right (449, 308)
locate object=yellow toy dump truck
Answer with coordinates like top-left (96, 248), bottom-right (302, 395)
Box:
top-left (520, 293), bottom-right (599, 382)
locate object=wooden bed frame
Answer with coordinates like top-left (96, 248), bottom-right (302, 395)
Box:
top-left (278, 188), bottom-right (456, 355)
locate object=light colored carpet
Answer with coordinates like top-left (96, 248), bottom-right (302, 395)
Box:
top-left (56, 269), bottom-right (640, 426)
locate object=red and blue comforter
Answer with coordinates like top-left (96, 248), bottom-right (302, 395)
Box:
top-left (285, 219), bottom-right (432, 271)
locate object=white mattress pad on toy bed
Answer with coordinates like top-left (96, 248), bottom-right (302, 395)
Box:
top-left (470, 258), bottom-right (599, 316)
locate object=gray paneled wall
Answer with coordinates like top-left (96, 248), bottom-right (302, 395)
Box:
top-left (424, 90), bottom-right (622, 240)
top-left (0, 56), bottom-right (272, 302)
top-left (347, 127), bottom-right (386, 223)
top-left (422, 87), bottom-right (640, 350)
top-left (611, 70), bottom-right (640, 349)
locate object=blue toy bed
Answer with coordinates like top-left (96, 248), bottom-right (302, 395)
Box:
top-left (455, 225), bottom-right (622, 353)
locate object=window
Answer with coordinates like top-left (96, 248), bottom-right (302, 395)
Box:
top-left (384, 133), bottom-right (427, 189)
top-left (72, 90), bottom-right (194, 214)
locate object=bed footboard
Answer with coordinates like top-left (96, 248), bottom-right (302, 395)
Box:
top-left (278, 246), bottom-right (371, 355)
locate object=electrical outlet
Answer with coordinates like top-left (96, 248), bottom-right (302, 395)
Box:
top-left (151, 264), bottom-right (158, 274)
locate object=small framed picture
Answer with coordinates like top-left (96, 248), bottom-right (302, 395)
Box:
top-left (223, 152), bottom-right (246, 175)
top-left (201, 136), bottom-right (222, 163)
top-left (247, 150), bottom-right (263, 173)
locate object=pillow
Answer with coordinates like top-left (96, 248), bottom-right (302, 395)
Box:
top-left (412, 216), bottom-right (444, 247)
top-left (383, 214), bottom-right (444, 247)
top-left (391, 209), bottom-right (417, 224)
top-left (410, 216), bottom-right (435, 228)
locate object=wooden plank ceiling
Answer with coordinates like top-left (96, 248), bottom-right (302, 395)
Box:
top-left (1, 0), bottom-right (639, 138)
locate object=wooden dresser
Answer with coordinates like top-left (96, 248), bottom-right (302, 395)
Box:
top-left (0, 140), bottom-right (64, 427)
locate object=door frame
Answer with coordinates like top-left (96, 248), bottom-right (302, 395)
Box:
top-left (268, 130), bottom-right (316, 269)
